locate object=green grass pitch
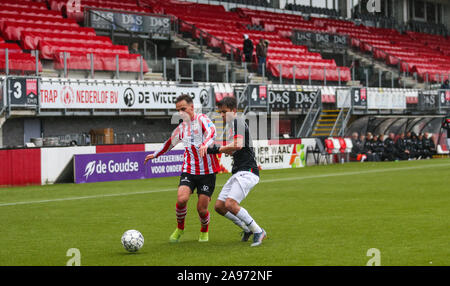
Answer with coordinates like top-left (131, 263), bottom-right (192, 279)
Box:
top-left (0, 159), bottom-right (449, 266)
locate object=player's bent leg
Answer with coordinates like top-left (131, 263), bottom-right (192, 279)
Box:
top-left (226, 174), bottom-right (264, 245)
top-left (216, 198), bottom-right (251, 239)
top-left (225, 197), bottom-right (241, 215)
top-left (214, 199), bottom-right (227, 216)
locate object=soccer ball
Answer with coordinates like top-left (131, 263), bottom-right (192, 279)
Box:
top-left (121, 230), bottom-right (144, 252)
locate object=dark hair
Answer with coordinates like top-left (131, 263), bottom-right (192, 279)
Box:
top-left (175, 94), bottom-right (193, 105)
top-left (217, 96), bottom-right (237, 110)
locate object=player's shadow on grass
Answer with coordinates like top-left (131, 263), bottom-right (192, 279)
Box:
top-left (116, 251), bottom-right (145, 256)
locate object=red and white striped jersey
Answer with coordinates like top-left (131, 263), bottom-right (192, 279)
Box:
top-left (153, 113), bottom-right (219, 175)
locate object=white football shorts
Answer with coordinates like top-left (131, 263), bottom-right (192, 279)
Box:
top-left (217, 171), bottom-right (260, 204)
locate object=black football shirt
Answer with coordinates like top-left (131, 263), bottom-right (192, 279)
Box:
top-left (225, 117), bottom-right (259, 176)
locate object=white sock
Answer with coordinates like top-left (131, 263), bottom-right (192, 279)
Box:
top-left (224, 212), bottom-right (250, 232)
top-left (236, 207), bottom-right (262, 234)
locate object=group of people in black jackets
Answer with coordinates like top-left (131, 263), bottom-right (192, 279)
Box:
top-left (350, 131), bottom-right (436, 162)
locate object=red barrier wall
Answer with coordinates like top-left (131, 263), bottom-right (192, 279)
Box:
top-left (0, 148), bottom-right (41, 187)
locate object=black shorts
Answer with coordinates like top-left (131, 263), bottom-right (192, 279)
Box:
top-left (179, 172), bottom-right (216, 197)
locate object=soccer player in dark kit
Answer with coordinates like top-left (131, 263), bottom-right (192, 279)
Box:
top-left (207, 96), bottom-right (267, 247)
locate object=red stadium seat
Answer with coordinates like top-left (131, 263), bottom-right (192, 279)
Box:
top-left (338, 137), bottom-right (346, 153)
top-left (2, 22), bottom-right (96, 41)
top-left (39, 41), bottom-right (128, 59)
top-left (53, 52), bottom-right (149, 73)
top-left (0, 43), bottom-right (23, 54)
top-left (0, 52), bottom-right (42, 72)
top-left (324, 139), bottom-right (334, 154)
top-left (21, 32), bottom-right (112, 50)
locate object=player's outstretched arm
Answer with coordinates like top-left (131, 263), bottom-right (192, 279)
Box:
top-left (207, 137), bottom-right (243, 155)
top-left (144, 125), bottom-right (182, 164)
top-left (144, 153), bottom-right (155, 165)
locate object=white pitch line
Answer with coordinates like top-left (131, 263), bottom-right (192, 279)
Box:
top-left (0, 162), bottom-right (449, 207)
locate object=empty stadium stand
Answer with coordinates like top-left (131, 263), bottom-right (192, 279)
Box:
top-left (0, 0), bottom-right (148, 75)
top-left (0, 0), bottom-right (448, 87)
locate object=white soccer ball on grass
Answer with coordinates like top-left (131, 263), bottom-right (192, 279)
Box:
top-left (121, 230), bottom-right (144, 252)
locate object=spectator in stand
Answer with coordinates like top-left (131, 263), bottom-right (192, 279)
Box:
top-left (375, 134), bottom-right (385, 161)
top-left (359, 134), bottom-right (365, 144)
top-left (405, 132), bottom-right (416, 159)
top-left (350, 132), bottom-right (364, 161)
top-left (256, 38), bottom-right (268, 75)
top-left (441, 79), bottom-right (450, 89)
top-left (371, 135), bottom-right (380, 161)
top-left (363, 132), bottom-right (375, 161)
top-left (416, 133), bottom-right (425, 159)
top-left (423, 132), bottom-right (436, 159)
top-left (243, 34), bottom-right (254, 64)
top-left (383, 132), bottom-right (397, 161)
top-left (396, 133), bottom-right (410, 160)
top-left (129, 42), bottom-right (139, 54)
top-left (410, 132), bottom-right (420, 159)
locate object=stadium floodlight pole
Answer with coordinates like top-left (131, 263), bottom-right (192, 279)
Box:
top-left (351, 60), bottom-right (355, 81)
top-left (293, 65), bottom-right (296, 85)
top-left (244, 62), bottom-right (247, 84)
top-left (139, 56), bottom-right (144, 81)
top-left (279, 63), bottom-right (282, 84)
top-left (154, 43), bottom-right (158, 65)
top-left (262, 63), bottom-right (265, 81)
top-left (379, 70), bottom-right (382, 87)
top-left (115, 54), bottom-right (120, 79)
top-left (206, 60), bottom-right (209, 82)
top-left (191, 60), bottom-right (194, 82)
top-left (391, 72), bottom-right (394, 88)
top-left (338, 67), bottom-right (341, 87)
top-left (63, 52), bottom-right (68, 78)
top-left (90, 53), bottom-right (94, 79)
top-left (403, 72), bottom-right (406, 89)
top-left (308, 65), bottom-right (311, 85)
top-left (163, 57), bottom-right (167, 81)
top-left (225, 62), bottom-right (229, 83)
top-left (34, 50), bottom-right (39, 76)
top-left (364, 69), bottom-right (368, 87)
top-left (5, 48), bottom-right (9, 76)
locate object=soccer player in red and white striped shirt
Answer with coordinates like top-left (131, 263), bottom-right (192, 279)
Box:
top-left (144, 95), bottom-right (219, 243)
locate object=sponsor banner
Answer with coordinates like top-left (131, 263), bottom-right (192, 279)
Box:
top-left (292, 30), bottom-right (348, 47)
top-left (7, 77), bottom-right (39, 106)
top-left (74, 141), bottom-right (306, 183)
top-left (89, 10), bottom-right (171, 37)
top-left (268, 89), bottom-right (319, 109)
top-left (218, 141), bottom-right (306, 173)
top-left (419, 91), bottom-right (438, 111)
top-left (39, 80), bottom-right (211, 109)
top-left (438, 90), bottom-right (450, 108)
top-left (74, 150), bottom-right (184, 184)
top-left (238, 85), bottom-right (319, 110)
top-left (367, 89), bottom-right (407, 109)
